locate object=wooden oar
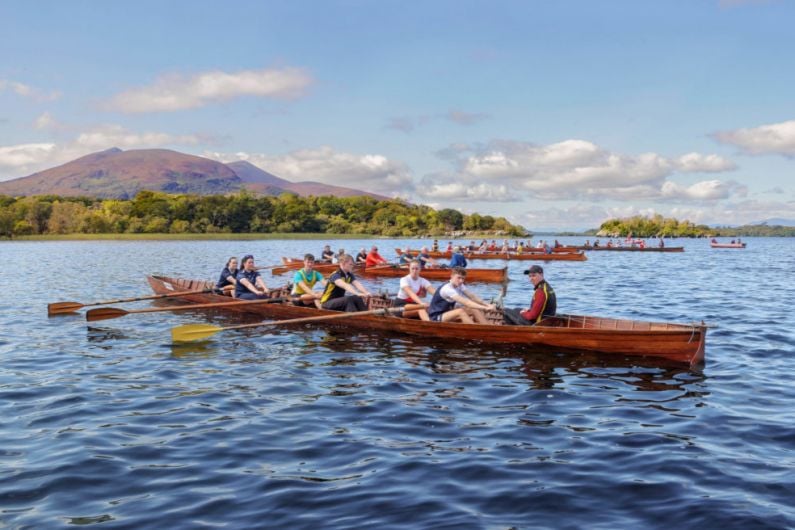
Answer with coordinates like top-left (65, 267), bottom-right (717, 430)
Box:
top-left (172, 305), bottom-right (420, 343)
top-left (48, 288), bottom-right (215, 316)
top-left (85, 295), bottom-right (317, 322)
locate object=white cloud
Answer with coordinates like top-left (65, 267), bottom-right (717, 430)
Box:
top-left (0, 143), bottom-right (57, 175)
top-left (675, 152), bottom-right (737, 172)
top-left (0, 79), bottom-right (61, 102)
top-left (445, 109), bottom-right (489, 125)
top-left (106, 67), bottom-right (313, 113)
top-left (33, 112), bottom-right (63, 131)
top-left (419, 182), bottom-right (515, 201)
top-left (713, 119), bottom-right (795, 156)
top-left (75, 124), bottom-right (201, 149)
top-left (427, 139), bottom-right (739, 202)
top-left (206, 146), bottom-right (414, 195)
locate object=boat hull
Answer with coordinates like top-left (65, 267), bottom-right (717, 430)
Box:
top-left (148, 275), bottom-right (706, 367)
top-left (273, 259), bottom-right (507, 282)
top-left (710, 243), bottom-right (746, 248)
top-left (399, 250), bottom-right (587, 261)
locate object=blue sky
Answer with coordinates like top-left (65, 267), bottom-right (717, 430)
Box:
top-left (1, 0), bottom-right (793, 230)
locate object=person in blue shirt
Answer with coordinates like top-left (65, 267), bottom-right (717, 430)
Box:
top-left (215, 256), bottom-right (238, 296)
top-left (291, 253), bottom-right (326, 308)
top-left (235, 255), bottom-right (271, 300)
top-left (449, 246), bottom-right (467, 268)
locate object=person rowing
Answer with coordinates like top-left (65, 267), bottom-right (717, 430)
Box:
top-left (320, 244), bottom-right (335, 263)
top-left (235, 255), bottom-right (271, 300)
top-left (427, 267), bottom-right (495, 324)
top-left (393, 259), bottom-right (436, 320)
top-left (398, 246), bottom-right (413, 265)
top-left (449, 246), bottom-right (467, 268)
top-left (365, 245), bottom-right (388, 268)
top-left (503, 265), bottom-right (556, 325)
top-left (215, 256), bottom-right (238, 297)
top-left (291, 253), bottom-right (326, 308)
top-left (355, 247), bottom-right (368, 264)
top-left (417, 246), bottom-right (437, 269)
top-left (320, 254), bottom-right (372, 312)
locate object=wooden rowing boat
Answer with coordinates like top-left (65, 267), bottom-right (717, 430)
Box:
top-left (710, 242), bottom-right (746, 248)
top-left (397, 249), bottom-right (587, 261)
top-left (147, 275), bottom-right (706, 367)
top-left (570, 245), bottom-right (684, 252)
top-left (273, 258), bottom-right (507, 282)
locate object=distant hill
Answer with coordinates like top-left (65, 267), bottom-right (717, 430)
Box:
top-left (0, 148), bottom-right (389, 200)
top-left (0, 148), bottom-right (241, 199)
top-left (748, 218), bottom-right (795, 227)
top-left (227, 160), bottom-right (390, 200)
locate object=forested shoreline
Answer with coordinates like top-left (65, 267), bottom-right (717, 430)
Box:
top-left (591, 214), bottom-right (795, 238)
top-left (0, 191), bottom-right (524, 238)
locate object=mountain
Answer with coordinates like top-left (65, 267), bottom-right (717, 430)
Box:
top-left (0, 148), bottom-right (241, 199)
top-left (0, 149), bottom-right (389, 200)
top-left (227, 160), bottom-right (390, 200)
top-left (748, 218), bottom-right (795, 227)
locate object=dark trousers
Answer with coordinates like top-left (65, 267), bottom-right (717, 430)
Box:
top-left (503, 307), bottom-right (533, 326)
top-left (322, 295), bottom-right (366, 312)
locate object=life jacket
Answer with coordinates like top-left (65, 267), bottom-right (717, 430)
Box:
top-left (320, 269), bottom-right (354, 303)
top-left (428, 283), bottom-right (456, 319)
top-left (292, 268), bottom-right (321, 295)
top-left (533, 280), bottom-right (556, 322)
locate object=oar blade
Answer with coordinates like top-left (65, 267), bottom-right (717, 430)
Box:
top-left (85, 307), bottom-right (129, 322)
top-left (172, 323), bottom-right (224, 343)
top-left (47, 301), bottom-right (84, 315)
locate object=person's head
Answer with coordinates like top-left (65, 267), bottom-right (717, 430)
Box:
top-left (360, 247), bottom-right (366, 254)
top-left (370, 245), bottom-right (378, 253)
top-left (337, 248), bottom-right (345, 256)
top-left (523, 265), bottom-right (544, 286)
top-left (408, 259), bottom-right (422, 278)
top-left (339, 253), bottom-right (355, 272)
top-left (303, 253), bottom-right (316, 269)
top-left (421, 246), bottom-right (428, 252)
top-left (226, 256), bottom-right (238, 269)
top-left (450, 266), bottom-right (467, 286)
top-left (453, 245), bottom-right (461, 253)
top-left (241, 254), bottom-right (255, 270)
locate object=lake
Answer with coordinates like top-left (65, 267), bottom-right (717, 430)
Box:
top-left (1, 237), bottom-right (793, 529)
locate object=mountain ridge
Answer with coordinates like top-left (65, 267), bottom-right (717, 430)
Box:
top-left (0, 148), bottom-right (388, 200)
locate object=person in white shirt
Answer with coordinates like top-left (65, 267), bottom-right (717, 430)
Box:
top-left (427, 267), bottom-right (495, 323)
top-left (393, 260), bottom-right (436, 320)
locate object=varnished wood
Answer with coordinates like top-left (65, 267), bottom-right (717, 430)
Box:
top-left (148, 275), bottom-right (707, 367)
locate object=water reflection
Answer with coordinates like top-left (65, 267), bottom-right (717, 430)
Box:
top-left (293, 328), bottom-right (706, 396)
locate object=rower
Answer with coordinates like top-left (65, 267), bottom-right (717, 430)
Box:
top-left (215, 256), bottom-right (238, 297)
top-left (320, 254), bottom-right (372, 312)
top-left (393, 259), bottom-right (436, 321)
top-left (235, 255), bottom-right (271, 300)
top-left (427, 267), bottom-right (494, 324)
top-left (291, 253), bottom-right (326, 308)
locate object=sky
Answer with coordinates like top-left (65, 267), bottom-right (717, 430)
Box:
top-left (1, 0), bottom-right (794, 231)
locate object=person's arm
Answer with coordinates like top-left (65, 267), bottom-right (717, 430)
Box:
top-left (351, 279), bottom-right (371, 296)
top-left (255, 276), bottom-right (270, 295)
top-left (240, 277), bottom-right (266, 295)
top-left (462, 287), bottom-right (495, 310)
top-left (520, 290), bottom-right (546, 321)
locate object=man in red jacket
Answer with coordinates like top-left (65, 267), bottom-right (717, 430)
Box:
top-left (503, 265), bottom-right (557, 325)
top-left (365, 245), bottom-right (388, 267)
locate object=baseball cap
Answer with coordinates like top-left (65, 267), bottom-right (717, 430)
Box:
top-left (523, 265), bottom-right (544, 275)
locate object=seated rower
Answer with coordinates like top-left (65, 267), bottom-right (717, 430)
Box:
top-left (427, 267), bottom-right (495, 324)
top-left (320, 244), bottom-right (335, 263)
top-left (355, 247), bottom-right (368, 264)
top-left (365, 245), bottom-right (388, 268)
top-left (394, 259), bottom-right (436, 320)
top-left (235, 255), bottom-right (271, 300)
top-left (291, 253), bottom-right (326, 308)
top-left (320, 254), bottom-right (372, 312)
top-left (432, 239), bottom-right (439, 252)
top-left (449, 246), bottom-right (467, 268)
top-left (398, 247), bottom-right (413, 265)
top-left (417, 246), bottom-right (437, 269)
top-left (503, 265), bottom-right (556, 325)
top-left (215, 256), bottom-right (238, 296)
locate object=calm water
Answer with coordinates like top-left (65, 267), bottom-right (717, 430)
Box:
top-left (1, 237), bottom-right (793, 529)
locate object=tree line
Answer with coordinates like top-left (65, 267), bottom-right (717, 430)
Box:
top-left (591, 214), bottom-right (795, 238)
top-left (0, 191), bottom-right (525, 237)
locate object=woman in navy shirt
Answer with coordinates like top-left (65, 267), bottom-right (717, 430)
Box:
top-left (235, 255), bottom-right (271, 300)
top-left (216, 256), bottom-right (239, 296)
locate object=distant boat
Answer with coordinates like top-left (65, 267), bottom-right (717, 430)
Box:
top-left (710, 240), bottom-right (746, 249)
